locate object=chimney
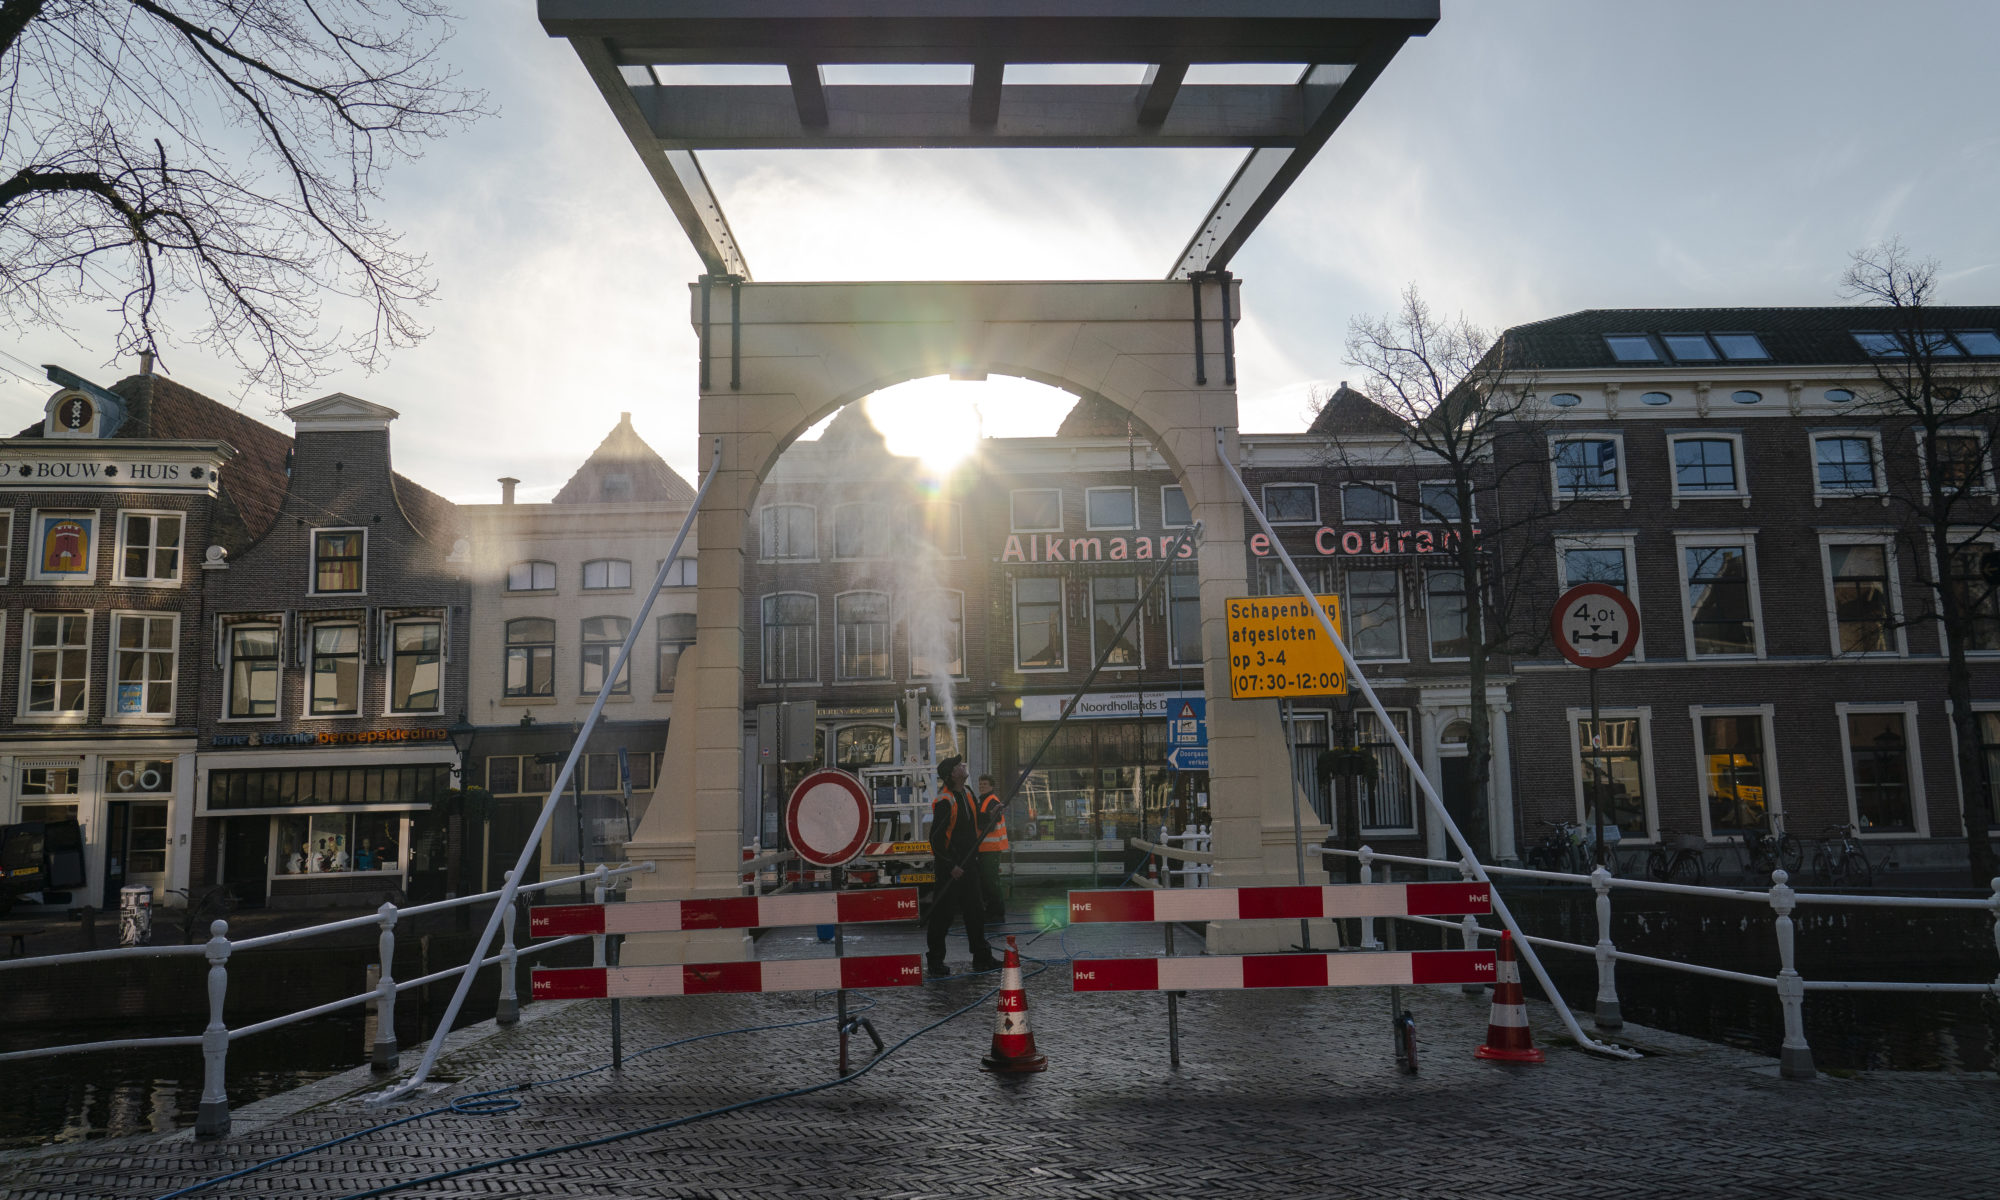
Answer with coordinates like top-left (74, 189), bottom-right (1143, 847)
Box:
top-left (619, 411), bottom-right (632, 427)
top-left (498, 476), bottom-right (519, 505)
top-left (139, 351), bottom-right (154, 377)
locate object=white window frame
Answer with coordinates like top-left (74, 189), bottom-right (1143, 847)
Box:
top-left (1565, 704), bottom-right (1659, 843)
top-left (1337, 481), bottom-right (1395, 525)
top-left (1160, 485), bottom-right (1192, 529)
top-left (1915, 428), bottom-right (1997, 496)
top-left (1688, 704), bottom-right (1782, 842)
top-left (760, 592), bottom-right (820, 685)
top-left (1927, 529), bottom-right (2000, 659)
top-left (655, 612), bottom-right (696, 694)
top-left (1089, 574), bottom-right (1144, 671)
top-left (309, 526), bottom-right (368, 596)
top-left (1817, 533), bottom-right (1906, 658)
top-left (0, 508), bottom-right (12, 582)
top-left (306, 620), bottom-right (365, 719)
top-left (1834, 700), bottom-right (1929, 838)
top-left (661, 557), bottom-right (698, 587)
top-left (831, 501), bottom-right (888, 561)
top-left (1343, 564), bottom-right (1408, 664)
top-left (1010, 488), bottom-right (1063, 534)
top-left (1011, 575), bottom-right (1067, 672)
top-left (834, 589), bottom-right (894, 682)
top-left (1666, 431), bottom-right (1750, 506)
top-left (1673, 529), bottom-right (1766, 660)
top-left (1417, 479), bottom-right (1474, 524)
top-left (223, 620), bottom-right (283, 721)
top-left (1943, 699), bottom-right (2000, 833)
top-left (388, 617), bottom-right (445, 715)
top-left (1084, 486), bottom-right (1138, 531)
top-left (1263, 482), bottom-right (1322, 526)
top-left (505, 560), bottom-right (557, 592)
top-left (27, 507), bottom-right (100, 585)
top-left (1808, 429), bottom-right (1888, 506)
top-left (1421, 566), bottom-right (1471, 663)
top-left (1554, 533), bottom-right (1644, 662)
top-left (758, 504), bottom-right (819, 562)
top-left (581, 558), bottom-right (633, 591)
top-left (579, 615), bottom-right (633, 696)
top-left (1548, 434), bottom-right (1629, 505)
top-left (19, 608), bottom-right (92, 720)
top-left (112, 509), bottom-right (186, 586)
top-left (105, 610), bottom-right (178, 722)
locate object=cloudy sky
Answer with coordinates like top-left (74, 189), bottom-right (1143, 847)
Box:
top-left (5, 0), bottom-right (1999, 501)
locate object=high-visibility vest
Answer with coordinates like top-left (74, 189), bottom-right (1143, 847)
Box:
top-left (977, 791), bottom-right (1010, 852)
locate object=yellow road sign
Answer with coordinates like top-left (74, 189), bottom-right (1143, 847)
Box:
top-left (1225, 595), bottom-right (1347, 699)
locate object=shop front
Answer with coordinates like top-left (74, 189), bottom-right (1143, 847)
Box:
top-left (1, 742), bottom-right (196, 911)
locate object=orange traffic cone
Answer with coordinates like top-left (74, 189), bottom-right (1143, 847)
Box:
top-left (1475, 931), bottom-right (1545, 1064)
top-left (980, 936), bottom-right (1048, 1073)
top-left (1146, 854), bottom-right (1160, 885)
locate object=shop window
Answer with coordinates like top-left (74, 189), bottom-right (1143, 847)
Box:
top-left (761, 593), bottom-right (818, 683)
top-left (581, 616), bottom-right (632, 695)
top-left (1826, 542), bottom-right (1896, 654)
top-left (1013, 576), bottom-right (1065, 669)
top-left (760, 504), bottom-right (817, 560)
top-left (1844, 710), bottom-right (1914, 832)
top-left (227, 624), bottom-right (279, 717)
top-left (1168, 569), bottom-right (1202, 667)
top-left (835, 725), bottom-right (895, 771)
top-left (1576, 715), bottom-right (1649, 838)
top-left (391, 619), bottom-right (442, 712)
top-left (110, 612), bottom-right (176, 718)
top-left (1086, 487), bottom-right (1137, 530)
top-left (506, 560), bottom-right (555, 591)
top-left (1346, 568), bottom-right (1403, 660)
top-left (1947, 543), bottom-right (2000, 651)
top-left (504, 618), bottom-right (555, 697)
top-left (276, 813), bottom-right (404, 875)
top-left (837, 592), bottom-right (892, 680)
top-left (310, 623), bottom-right (362, 715)
top-left (312, 528), bottom-right (365, 594)
top-left (1682, 542), bottom-right (1759, 656)
top-left (1425, 569), bottom-right (1469, 660)
top-left (1338, 483), bottom-right (1392, 523)
top-left (24, 610), bottom-right (90, 715)
top-left (1010, 489), bottom-right (1062, 533)
top-left (17, 763), bottom-right (80, 825)
top-left (31, 510), bottom-right (96, 582)
top-left (833, 502), bottom-right (890, 559)
top-left (582, 558), bottom-right (631, 590)
top-left (909, 590), bottom-right (964, 679)
top-left (656, 613), bottom-right (696, 693)
top-left (115, 512), bottom-right (183, 584)
top-left (207, 764), bottom-right (449, 811)
top-left (1700, 713), bottom-right (1769, 835)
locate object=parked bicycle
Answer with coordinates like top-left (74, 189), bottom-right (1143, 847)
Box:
top-left (1645, 834), bottom-right (1707, 884)
top-left (1525, 819), bottom-right (1620, 876)
top-left (169, 884), bottom-right (237, 944)
top-left (1812, 824), bottom-right (1894, 888)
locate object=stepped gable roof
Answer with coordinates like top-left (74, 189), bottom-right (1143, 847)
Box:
top-left (552, 412), bottom-right (696, 504)
top-left (1055, 393), bottom-right (1134, 439)
top-left (1498, 305), bottom-right (2000, 371)
top-left (1307, 382), bottom-right (1408, 438)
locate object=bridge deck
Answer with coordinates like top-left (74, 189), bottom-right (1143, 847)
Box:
top-left (5, 916), bottom-right (1994, 1198)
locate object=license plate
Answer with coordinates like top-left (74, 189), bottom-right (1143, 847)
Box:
top-left (899, 872), bottom-right (935, 884)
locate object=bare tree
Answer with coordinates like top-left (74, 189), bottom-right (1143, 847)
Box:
top-left (1320, 285), bottom-right (1554, 863)
top-left (1841, 239), bottom-right (1999, 886)
top-left (0, 1), bottom-right (485, 400)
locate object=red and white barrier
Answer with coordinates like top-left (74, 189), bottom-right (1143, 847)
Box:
top-left (530, 887), bottom-right (919, 938)
top-left (1066, 882), bottom-right (1490, 925)
top-left (1071, 949), bottom-right (1496, 993)
top-left (533, 954), bottom-right (924, 999)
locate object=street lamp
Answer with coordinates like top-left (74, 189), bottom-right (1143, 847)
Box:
top-left (447, 711), bottom-right (479, 785)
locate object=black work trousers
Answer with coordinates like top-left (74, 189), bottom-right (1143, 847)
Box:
top-left (978, 853), bottom-right (1005, 919)
top-left (925, 866), bottom-right (993, 968)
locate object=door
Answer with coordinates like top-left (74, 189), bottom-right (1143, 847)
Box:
top-left (221, 817), bottom-right (269, 906)
top-left (484, 798), bottom-right (544, 893)
top-left (1440, 757), bottom-right (1488, 863)
top-left (102, 802), bottom-right (130, 908)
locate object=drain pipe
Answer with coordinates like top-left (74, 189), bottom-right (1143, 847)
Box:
top-left (1212, 429), bottom-right (1635, 1059)
top-left (373, 437), bottom-right (728, 1104)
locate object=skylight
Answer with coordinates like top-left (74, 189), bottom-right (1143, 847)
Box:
top-left (1712, 333), bottom-right (1769, 360)
top-left (1662, 334), bottom-right (1716, 361)
top-left (1855, 330), bottom-right (1966, 357)
top-left (1955, 330), bottom-right (2000, 356)
top-left (1603, 335), bottom-right (1658, 362)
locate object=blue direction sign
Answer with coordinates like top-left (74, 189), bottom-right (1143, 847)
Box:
top-left (1167, 746), bottom-right (1209, 771)
top-left (1166, 698), bottom-right (1207, 749)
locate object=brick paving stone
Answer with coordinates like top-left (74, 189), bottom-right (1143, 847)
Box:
top-left (4, 913), bottom-right (1997, 1199)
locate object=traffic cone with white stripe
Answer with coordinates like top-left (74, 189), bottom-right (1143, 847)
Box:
top-left (1475, 931), bottom-right (1545, 1064)
top-left (980, 936), bottom-right (1048, 1074)
top-left (1146, 853), bottom-right (1160, 885)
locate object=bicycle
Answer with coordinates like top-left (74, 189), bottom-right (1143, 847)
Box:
top-left (1645, 834), bottom-right (1708, 885)
top-left (169, 884), bottom-right (237, 944)
top-left (1525, 819), bottom-right (1621, 877)
top-left (1811, 824), bottom-right (1894, 889)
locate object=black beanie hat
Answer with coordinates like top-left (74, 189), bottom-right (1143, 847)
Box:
top-left (936, 754), bottom-right (964, 782)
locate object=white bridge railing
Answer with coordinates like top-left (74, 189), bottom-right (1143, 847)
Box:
top-left (0, 861), bottom-right (653, 1136)
top-left (1318, 845), bottom-right (2000, 1080)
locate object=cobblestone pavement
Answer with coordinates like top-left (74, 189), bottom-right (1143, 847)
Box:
top-left (5, 912), bottom-right (1997, 1199)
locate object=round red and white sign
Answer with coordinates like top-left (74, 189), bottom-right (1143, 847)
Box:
top-left (1550, 583), bottom-right (1639, 669)
top-left (784, 769), bottom-right (874, 867)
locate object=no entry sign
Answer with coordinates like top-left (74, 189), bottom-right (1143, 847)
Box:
top-left (1550, 583), bottom-right (1638, 669)
top-left (785, 769), bottom-right (873, 866)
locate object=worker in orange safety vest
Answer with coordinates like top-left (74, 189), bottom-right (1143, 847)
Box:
top-left (974, 774), bottom-right (1009, 920)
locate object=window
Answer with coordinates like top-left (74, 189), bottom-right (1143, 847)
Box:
top-left (1603, 334), bottom-right (1658, 362)
top-left (1014, 576), bottom-right (1065, 669)
top-left (1010, 489), bottom-right (1062, 533)
top-left (391, 620), bottom-right (442, 712)
top-left (663, 557), bottom-right (698, 587)
top-left (1712, 333), bottom-right (1769, 360)
top-left (835, 725), bottom-right (895, 771)
top-left (1682, 541), bottom-right (1759, 656)
top-left (582, 559), bottom-right (631, 590)
top-left (309, 623), bottom-right (362, 715)
top-left (275, 813), bottom-right (404, 875)
top-left (1358, 709), bottom-right (1417, 834)
top-left (1091, 576), bottom-right (1141, 667)
top-left (1086, 487), bottom-right (1137, 530)
top-left (1576, 714), bottom-right (1650, 837)
top-left (1262, 484), bottom-right (1318, 524)
top-left (1730, 390), bottom-right (1763, 406)
top-left (1640, 391), bottom-right (1673, 406)
top-left (909, 590), bottom-right (964, 680)
top-left (1562, 545), bottom-right (1630, 590)
top-left (0, 510), bottom-right (11, 581)
top-left (1168, 569), bottom-right (1202, 667)
top-left (1926, 431), bottom-right (1991, 493)
top-left (504, 618), bottom-right (555, 698)
top-left (1347, 568), bottom-right (1403, 660)
top-left (109, 613), bottom-right (175, 718)
top-left (1854, 330), bottom-right (1962, 357)
top-left (228, 624), bottom-right (279, 717)
top-left (24, 611), bottom-right (89, 715)
top-left (1975, 712), bottom-right (2000, 831)
top-left (1697, 712), bottom-right (1771, 835)
top-left (761, 594), bottom-right (818, 682)
top-left (31, 510), bottom-right (96, 582)
top-left (1813, 434), bottom-right (1880, 495)
top-left (760, 505), bottom-right (817, 560)
top-left (836, 592), bottom-right (891, 680)
top-left (507, 560), bottom-right (555, 591)
top-left (1425, 569), bottom-right (1469, 660)
top-left (115, 512), bottom-right (183, 584)
top-left (1956, 330), bottom-right (2000, 357)
top-left (656, 613), bottom-right (696, 692)
top-left (18, 763), bottom-right (81, 826)
top-left (1947, 543), bottom-right (2000, 651)
top-left (1662, 333), bottom-right (1716, 361)
top-left (580, 616), bottom-right (631, 695)
top-left (1671, 436), bottom-right (1742, 496)
top-left (833, 502), bottom-right (889, 559)
top-left (1418, 481), bottom-right (1469, 523)
top-left (1161, 485), bottom-right (1192, 528)
top-left (1552, 437), bottom-right (1623, 498)
top-left (1338, 482), bottom-right (1392, 523)
top-left (1825, 541), bottom-right (1897, 655)
top-left (1843, 709), bottom-right (1916, 832)
top-left (921, 503), bottom-right (963, 556)
top-left (312, 529), bottom-right (365, 593)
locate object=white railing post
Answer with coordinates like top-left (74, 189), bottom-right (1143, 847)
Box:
top-left (194, 920), bottom-right (232, 1139)
top-left (372, 902), bottom-right (399, 1070)
top-left (1590, 866), bottom-right (1622, 1029)
top-left (1358, 846), bottom-right (1381, 950)
top-left (497, 870), bottom-right (521, 1025)
top-left (1768, 870), bottom-right (1815, 1080)
top-left (1458, 856), bottom-right (1484, 994)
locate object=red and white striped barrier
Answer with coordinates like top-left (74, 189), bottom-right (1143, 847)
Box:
top-left (1067, 882), bottom-right (1490, 925)
top-left (530, 887), bottom-right (919, 938)
top-left (1071, 949), bottom-right (1496, 993)
top-left (533, 954), bottom-right (925, 999)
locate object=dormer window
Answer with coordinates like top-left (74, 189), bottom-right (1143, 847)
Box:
top-left (312, 529), bottom-right (365, 594)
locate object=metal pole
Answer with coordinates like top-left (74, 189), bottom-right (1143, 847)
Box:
top-left (1590, 666), bottom-right (1604, 868)
top-left (1384, 862), bottom-right (1405, 1071)
top-left (1164, 919), bottom-right (1180, 1068)
top-left (576, 769), bottom-right (590, 903)
top-left (835, 864), bottom-right (850, 1075)
top-left (1279, 697), bottom-right (1311, 950)
top-left (194, 920), bottom-right (232, 1139)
